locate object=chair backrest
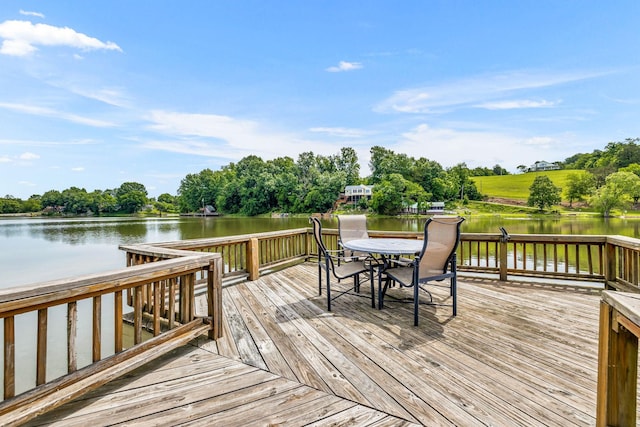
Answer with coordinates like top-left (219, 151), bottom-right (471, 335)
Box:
top-left (337, 215), bottom-right (369, 245)
top-left (418, 216), bottom-right (465, 276)
top-left (310, 217), bottom-right (333, 261)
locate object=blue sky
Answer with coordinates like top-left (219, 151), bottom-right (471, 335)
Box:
top-left (1, 1), bottom-right (639, 199)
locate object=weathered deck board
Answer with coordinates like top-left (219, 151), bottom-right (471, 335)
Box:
top-left (27, 262), bottom-right (603, 426)
top-left (24, 344), bottom-right (412, 426)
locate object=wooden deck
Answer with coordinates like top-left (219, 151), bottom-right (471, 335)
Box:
top-left (27, 262), bottom-right (602, 426)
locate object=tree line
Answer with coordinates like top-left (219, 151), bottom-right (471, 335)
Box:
top-left (524, 138), bottom-right (640, 216)
top-left (0, 182), bottom-right (176, 215)
top-left (2, 138), bottom-right (639, 216)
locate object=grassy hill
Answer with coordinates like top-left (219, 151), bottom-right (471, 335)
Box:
top-left (470, 170), bottom-right (588, 201)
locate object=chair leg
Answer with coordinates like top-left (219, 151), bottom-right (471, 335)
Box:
top-left (378, 276), bottom-right (391, 310)
top-left (318, 255), bottom-right (322, 296)
top-left (326, 264), bottom-right (332, 311)
top-left (370, 265), bottom-right (375, 308)
top-left (414, 281), bottom-right (420, 326)
top-left (452, 274), bottom-right (457, 317)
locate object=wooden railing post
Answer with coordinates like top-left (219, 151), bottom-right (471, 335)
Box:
top-left (208, 257), bottom-right (223, 339)
top-left (604, 241), bottom-right (617, 289)
top-left (499, 240), bottom-right (508, 281)
top-left (597, 292), bottom-right (640, 426)
top-left (247, 237), bottom-right (260, 281)
top-left (499, 228), bottom-right (510, 281)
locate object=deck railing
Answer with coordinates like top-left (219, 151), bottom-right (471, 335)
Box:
top-left (0, 251), bottom-right (222, 426)
top-left (120, 228), bottom-right (639, 292)
top-left (3, 226), bottom-right (640, 424)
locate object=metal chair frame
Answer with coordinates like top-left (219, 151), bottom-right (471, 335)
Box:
top-left (381, 216), bottom-right (465, 325)
top-left (310, 217), bottom-right (374, 310)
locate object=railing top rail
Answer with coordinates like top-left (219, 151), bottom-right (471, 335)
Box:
top-left (141, 227), bottom-right (311, 250)
top-left (117, 244), bottom-right (205, 258)
top-left (604, 234), bottom-right (640, 249)
top-left (460, 233), bottom-right (609, 243)
top-left (0, 253), bottom-right (219, 308)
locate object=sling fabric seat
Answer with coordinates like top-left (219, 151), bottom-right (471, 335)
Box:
top-left (337, 214), bottom-right (370, 260)
top-left (381, 216), bottom-right (465, 325)
top-left (310, 217), bottom-right (373, 310)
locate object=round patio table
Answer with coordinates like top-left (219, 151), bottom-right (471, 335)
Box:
top-left (342, 238), bottom-right (423, 256)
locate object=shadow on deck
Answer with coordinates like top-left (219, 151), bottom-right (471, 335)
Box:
top-left (28, 263), bottom-right (602, 426)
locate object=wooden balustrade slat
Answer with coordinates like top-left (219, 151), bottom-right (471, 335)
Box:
top-left (153, 282), bottom-right (161, 337)
top-left (36, 309), bottom-right (47, 386)
top-left (67, 302), bottom-right (77, 373)
top-left (93, 296), bottom-right (101, 363)
top-left (169, 277), bottom-right (176, 329)
top-left (134, 286), bottom-right (143, 345)
top-left (114, 290), bottom-right (123, 353)
top-left (4, 316), bottom-right (15, 399)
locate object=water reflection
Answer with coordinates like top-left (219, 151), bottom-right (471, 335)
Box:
top-left (4, 215), bottom-right (640, 287)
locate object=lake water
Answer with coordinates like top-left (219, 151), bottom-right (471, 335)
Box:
top-left (3, 214), bottom-right (640, 288)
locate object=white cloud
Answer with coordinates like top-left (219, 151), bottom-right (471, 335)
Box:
top-left (18, 180), bottom-right (36, 187)
top-left (0, 20), bottom-right (122, 57)
top-left (66, 86), bottom-right (131, 108)
top-left (326, 61), bottom-right (363, 72)
top-left (19, 10), bottom-right (45, 19)
top-left (309, 127), bottom-right (371, 138)
top-left (393, 123), bottom-right (575, 171)
top-left (0, 155), bottom-right (11, 163)
top-left (523, 136), bottom-right (555, 147)
top-left (476, 99), bottom-right (558, 110)
top-left (0, 138), bottom-right (98, 146)
top-left (19, 152), bottom-right (40, 160)
top-left (0, 102), bottom-right (116, 127)
top-left (375, 69), bottom-right (608, 114)
top-left (143, 110), bottom-right (347, 161)
top-left (71, 167), bottom-right (85, 172)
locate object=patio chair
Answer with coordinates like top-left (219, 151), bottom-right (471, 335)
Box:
top-left (337, 214), bottom-right (369, 258)
top-left (310, 217), bottom-right (374, 310)
top-left (337, 214), bottom-right (381, 268)
top-left (380, 215), bottom-right (465, 325)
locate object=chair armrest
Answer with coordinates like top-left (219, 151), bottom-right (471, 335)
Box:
top-left (387, 256), bottom-right (417, 268)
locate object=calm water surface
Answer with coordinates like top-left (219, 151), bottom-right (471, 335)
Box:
top-left (3, 214), bottom-right (640, 287)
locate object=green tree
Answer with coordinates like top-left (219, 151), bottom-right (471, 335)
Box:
top-left (41, 190), bottom-right (63, 208)
top-left (154, 193), bottom-right (177, 213)
top-left (90, 190), bottom-right (118, 214)
top-left (0, 196), bottom-right (21, 214)
top-left (116, 182), bottom-right (148, 213)
top-left (216, 178), bottom-right (242, 214)
top-left (410, 158), bottom-right (444, 200)
top-left (332, 147), bottom-right (360, 185)
top-left (157, 193), bottom-right (175, 204)
top-left (21, 195), bottom-right (42, 212)
top-left (446, 163), bottom-right (482, 202)
top-left (370, 174), bottom-right (428, 215)
top-left (590, 171), bottom-right (640, 216)
top-left (564, 172), bottom-right (596, 207)
top-left (368, 146), bottom-right (412, 184)
top-left (370, 176), bottom-right (404, 215)
top-left (61, 187), bottom-right (93, 214)
top-left (492, 164), bottom-right (509, 176)
top-left (299, 171), bottom-right (346, 213)
top-left (527, 176), bottom-right (561, 211)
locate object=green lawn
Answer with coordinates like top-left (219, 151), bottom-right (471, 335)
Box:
top-left (470, 170), bottom-right (588, 201)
